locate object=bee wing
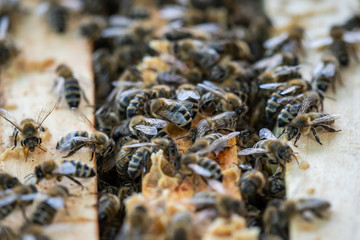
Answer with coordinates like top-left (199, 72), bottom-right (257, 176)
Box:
top-left (312, 61), bottom-right (325, 78)
top-left (307, 37), bottom-right (333, 49)
top-left (259, 128), bottom-right (277, 140)
top-left (122, 142), bottom-right (156, 149)
top-left (309, 114), bottom-right (341, 125)
top-left (184, 197), bottom-right (216, 205)
top-left (52, 161), bottom-right (77, 175)
top-left (20, 193), bottom-right (38, 202)
top-left (0, 15), bottom-right (9, 39)
top-left (56, 136), bottom-right (89, 150)
top-left (237, 164), bottom-right (253, 171)
top-left (197, 81), bottom-right (225, 98)
top-left (160, 109), bottom-right (188, 125)
top-left (134, 125), bottom-right (158, 136)
top-left (297, 96), bottom-right (317, 115)
top-left (0, 194), bottom-right (17, 207)
top-left (60, 0), bottom-right (84, 11)
top-left (195, 132), bottom-right (240, 156)
top-left (36, 103), bottom-right (56, 129)
top-left (112, 81), bottom-right (142, 89)
top-left (238, 148), bottom-right (268, 155)
top-left (210, 111), bottom-right (236, 122)
top-left (253, 54), bottom-right (283, 70)
top-left (46, 196), bottom-right (65, 210)
top-left (207, 179), bottom-right (227, 194)
top-left (71, 107), bottom-right (95, 130)
top-left (159, 5), bottom-right (186, 20)
top-left (274, 65), bottom-right (301, 76)
top-left (101, 27), bottom-right (129, 38)
top-left (322, 63), bottom-right (337, 77)
top-left (280, 85), bottom-right (300, 95)
top-left (195, 119), bottom-right (211, 141)
top-left (343, 31), bottom-right (360, 43)
top-left (276, 96), bottom-right (296, 104)
top-left (35, 2), bottom-right (50, 15)
top-left (263, 32), bottom-right (288, 49)
top-left (177, 89), bottom-right (200, 100)
top-left (187, 163), bottom-right (212, 177)
top-left (144, 117), bottom-right (168, 128)
top-left (0, 108), bottom-right (21, 130)
top-left (115, 88), bottom-right (142, 100)
top-left (259, 82), bottom-right (286, 90)
top-left (108, 15), bottom-right (134, 27)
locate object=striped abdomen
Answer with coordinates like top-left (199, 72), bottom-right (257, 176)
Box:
top-left (165, 103), bottom-right (193, 130)
top-left (127, 91), bottom-right (151, 118)
top-left (62, 160), bottom-right (96, 178)
top-left (183, 97), bottom-right (199, 119)
top-left (330, 40), bottom-right (349, 66)
top-left (64, 77), bottom-right (81, 108)
top-left (128, 147), bottom-right (150, 179)
top-left (315, 76), bottom-right (332, 93)
top-left (265, 90), bottom-right (283, 119)
top-left (30, 201), bottom-right (58, 225)
top-left (277, 99), bottom-right (302, 127)
top-left (116, 156), bottom-right (130, 181)
top-left (203, 133), bottom-right (223, 143)
top-left (0, 202), bottom-right (16, 220)
top-left (197, 157), bottom-right (223, 181)
top-left (48, 4), bottom-right (68, 33)
top-left (56, 131), bottom-right (89, 150)
top-left (253, 140), bottom-right (268, 149)
top-left (98, 194), bottom-right (120, 222)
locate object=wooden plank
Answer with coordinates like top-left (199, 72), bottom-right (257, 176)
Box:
top-left (266, 0), bottom-right (360, 239)
top-left (0, 1), bottom-right (98, 239)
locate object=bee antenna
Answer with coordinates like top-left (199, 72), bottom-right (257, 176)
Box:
top-left (37, 146), bottom-right (47, 152)
top-left (292, 153), bottom-right (299, 165)
top-left (278, 128), bottom-right (286, 138)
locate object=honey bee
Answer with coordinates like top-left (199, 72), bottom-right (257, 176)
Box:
top-left (190, 191), bottom-right (246, 218)
top-left (197, 81), bottom-right (248, 116)
top-left (123, 137), bottom-right (176, 179)
top-left (176, 83), bottom-right (200, 119)
top-left (239, 170), bottom-right (266, 201)
top-left (0, 16), bottom-right (18, 68)
top-left (0, 172), bottom-right (21, 190)
top-left (263, 26), bottom-right (304, 55)
top-left (0, 105), bottom-right (55, 161)
top-left (253, 52), bottom-right (299, 72)
top-left (265, 172), bottom-right (286, 199)
top-left (98, 193), bottom-right (121, 222)
top-left (260, 78), bottom-right (312, 96)
top-left (312, 55), bottom-right (342, 93)
top-left (285, 111), bottom-right (341, 146)
top-left (54, 64), bottom-right (90, 108)
top-left (175, 153), bottom-right (223, 183)
top-left (163, 28), bottom-right (194, 41)
top-left (56, 108), bottom-right (115, 160)
top-left (31, 159), bottom-right (96, 190)
top-left (257, 65), bottom-right (302, 84)
top-left (119, 204), bottom-right (149, 240)
top-left (167, 212), bottom-right (193, 240)
top-left (210, 58), bottom-right (248, 83)
top-left (0, 224), bottom-right (15, 240)
top-left (238, 128), bottom-right (297, 168)
top-left (0, 184), bottom-right (37, 220)
top-left (309, 25), bottom-right (360, 66)
top-left (277, 90), bottom-right (324, 128)
top-left (145, 98), bottom-right (193, 130)
top-left (208, 39), bottom-right (254, 62)
top-left (28, 185), bottom-right (70, 225)
top-left (190, 111), bottom-right (238, 142)
top-left (157, 69), bottom-right (188, 86)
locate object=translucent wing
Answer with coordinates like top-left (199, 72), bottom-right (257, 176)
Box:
top-left (60, 0), bottom-right (84, 11)
top-left (53, 161), bottom-right (77, 175)
top-left (19, 193), bottom-right (38, 201)
top-left (322, 63), bottom-right (337, 77)
top-left (312, 61), bottom-right (325, 78)
top-left (277, 96), bottom-right (296, 104)
top-left (187, 164), bottom-right (212, 177)
top-left (253, 54), bottom-right (283, 70)
top-left (238, 148), bottom-right (268, 155)
top-left (0, 15), bottom-right (9, 39)
top-left (207, 179), bottom-right (227, 194)
top-left (274, 65), bottom-right (301, 77)
top-left (297, 96), bottom-right (318, 115)
top-left (108, 15), bottom-right (134, 27)
top-left (116, 88), bottom-right (142, 101)
top-left (259, 128), bottom-right (277, 140)
top-left (101, 27), bottom-right (129, 38)
top-left (55, 76), bottom-right (65, 96)
top-left (35, 1), bottom-right (50, 15)
top-left (56, 136), bottom-right (88, 150)
top-left (46, 196), bottom-right (65, 209)
top-left (343, 31), bottom-right (360, 43)
top-left (196, 132), bottom-right (240, 156)
top-left (122, 142), bottom-right (156, 149)
top-left (71, 107), bottom-right (95, 130)
top-left (259, 82), bottom-right (286, 90)
top-left (159, 5), bottom-right (186, 20)
top-left (264, 33), bottom-right (288, 49)
top-left (112, 81), bottom-right (142, 89)
top-left (134, 125), bottom-right (158, 135)
top-left (237, 164), bottom-right (253, 171)
top-left (310, 114), bottom-right (341, 125)
top-left (0, 108), bottom-right (21, 130)
top-left (144, 117), bottom-right (167, 128)
top-left (36, 103), bottom-right (56, 129)
top-left (210, 111), bottom-right (236, 123)
top-left (280, 85), bottom-right (300, 95)
top-left (307, 37), bottom-right (333, 49)
top-left (195, 119), bottom-right (211, 141)
top-left (162, 98), bottom-right (193, 109)
top-left (0, 194), bottom-right (17, 207)
top-left (197, 81), bottom-right (225, 98)
top-left (177, 89), bottom-right (200, 100)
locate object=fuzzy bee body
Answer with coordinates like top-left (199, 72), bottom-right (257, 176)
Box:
top-left (48, 3), bottom-right (68, 33)
top-left (56, 131), bottom-right (89, 150)
top-left (0, 172), bottom-right (20, 190)
top-left (98, 193), bottom-right (120, 222)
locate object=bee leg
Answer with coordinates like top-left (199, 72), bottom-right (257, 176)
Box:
top-left (62, 144), bottom-right (84, 158)
top-left (65, 175), bottom-right (84, 190)
top-left (311, 128), bottom-right (322, 145)
top-left (81, 88), bottom-right (90, 105)
top-left (293, 133), bottom-right (301, 147)
top-left (12, 128), bottom-right (18, 150)
top-left (90, 144), bottom-right (96, 161)
top-left (319, 124), bottom-right (341, 133)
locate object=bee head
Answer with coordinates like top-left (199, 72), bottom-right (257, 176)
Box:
top-left (286, 126), bottom-right (298, 141)
top-left (22, 137), bottom-right (40, 152)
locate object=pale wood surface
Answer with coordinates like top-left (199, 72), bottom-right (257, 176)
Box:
top-left (0, 1), bottom-right (98, 239)
top-left (266, 0), bottom-right (360, 239)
